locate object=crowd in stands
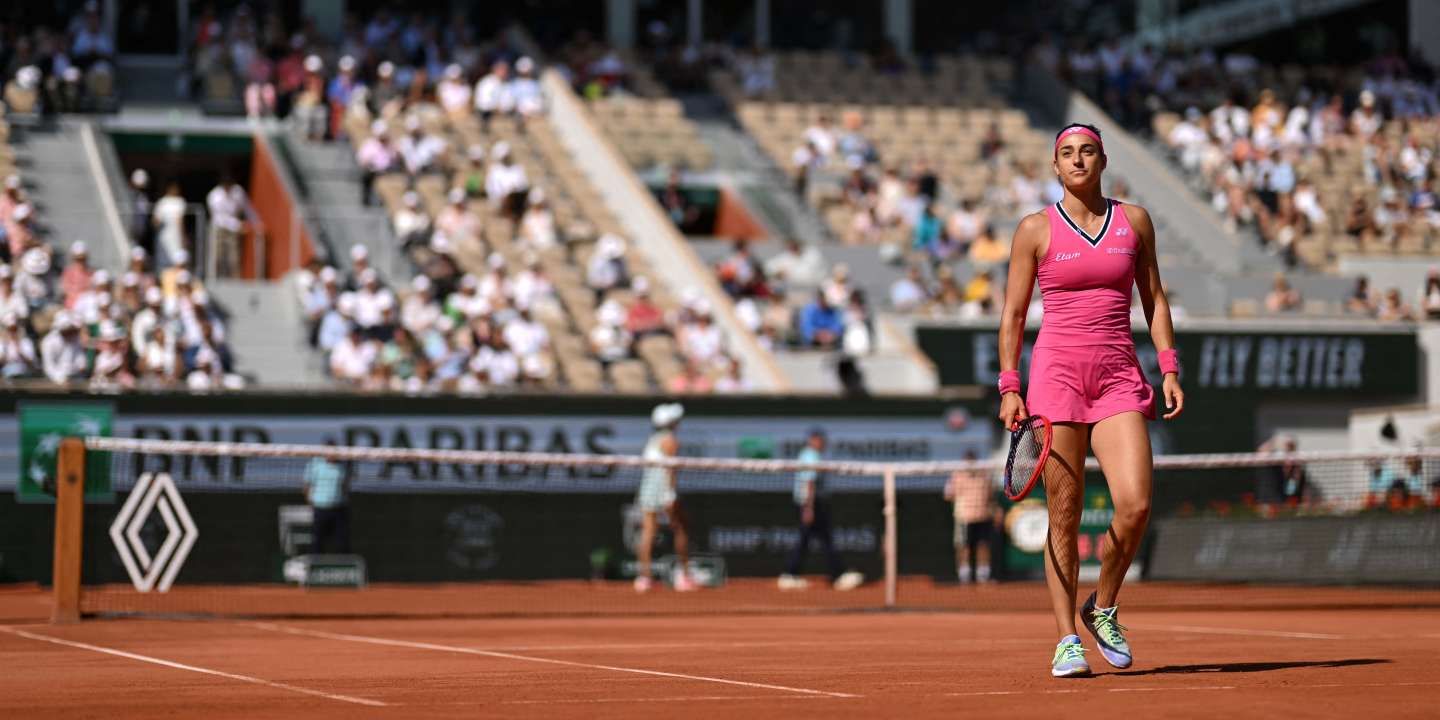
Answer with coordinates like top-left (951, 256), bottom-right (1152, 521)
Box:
top-left (1252, 435), bottom-right (1440, 514)
top-left (0, 193), bottom-right (241, 390)
top-left (0, 2), bottom-right (118, 114)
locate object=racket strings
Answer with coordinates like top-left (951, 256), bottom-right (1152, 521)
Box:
top-left (1005, 420), bottom-right (1046, 497)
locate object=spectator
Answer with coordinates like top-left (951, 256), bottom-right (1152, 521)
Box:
top-left (60, 243), bottom-right (93, 308)
top-left (0, 265), bottom-right (26, 321)
top-left (152, 182), bottom-right (188, 260)
top-left (1264, 273), bottom-right (1302, 312)
top-left (1346, 275), bottom-right (1377, 316)
top-left (586, 234), bottom-right (629, 297)
top-left (803, 114), bottom-right (837, 160)
top-left (713, 356), bottom-right (749, 393)
top-left (667, 358), bottom-right (713, 394)
top-left (791, 139), bottom-right (822, 197)
top-left (355, 121), bottom-right (396, 205)
top-left (946, 198), bottom-right (987, 248)
top-left (330, 322), bottom-right (377, 383)
top-left (798, 291), bottom-right (843, 349)
top-left (458, 145), bottom-right (487, 197)
top-left (128, 170), bottom-right (154, 255)
top-left (1377, 288), bottom-right (1415, 322)
top-left (90, 321), bottom-right (135, 390)
top-left (401, 275), bottom-right (442, 335)
top-left (293, 55), bottom-right (328, 140)
top-left (678, 302), bottom-right (724, 366)
top-left (1420, 271), bottom-right (1440, 320)
top-left (518, 189), bottom-right (558, 250)
top-left (6, 204), bottom-right (36, 261)
top-left (968, 225), bottom-right (1010, 271)
top-left (485, 142), bottom-right (530, 220)
top-left (436, 64), bottom-right (472, 118)
top-left (397, 115), bottom-right (447, 175)
top-left (778, 427), bottom-right (864, 591)
top-left (841, 291), bottom-right (871, 357)
top-left (912, 202), bottom-right (943, 258)
top-left (590, 298), bottom-right (632, 366)
top-left (317, 292), bottom-right (354, 352)
top-left (511, 57), bottom-right (544, 117)
top-left (393, 192), bottom-right (431, 249)
top-left (625, 277), bottom-right (667, 338)
top-left (890, 265), bottom-right (930, 312)
top-left (435, 188), bottom-right (482, 252)
top-left (326, 56), bottom-right (362, 140)
top-left (352, 269), bottom-right (395, 337)
top-left (0, 312), bottom-right (37, 378)
top-left (40, 311), bottom-right (87, 385)
top-left (206, 174), bottom-right (250, 278)
top-left (304, 443), bottom-right (351, 554)
top-left (716, 240), bottom-right (762, 297)
top-left (473, 60), bottom-right (513, 131)
top-left (764, 239), bottom-right (826, 287)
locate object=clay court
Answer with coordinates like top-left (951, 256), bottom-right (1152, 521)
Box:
top-left (3, 582), bottom-right (1439, 718)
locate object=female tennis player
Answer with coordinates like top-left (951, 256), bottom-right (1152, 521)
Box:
top-left (997, 123), bottom-right (1185, 677)
top-left (633, 402), bottom-right (697, 593)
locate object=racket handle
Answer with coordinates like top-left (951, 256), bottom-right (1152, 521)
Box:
top-left (997, 370), bottom-right (1021, 394)
top-left (1158, 348), bottom-right (1180, 376)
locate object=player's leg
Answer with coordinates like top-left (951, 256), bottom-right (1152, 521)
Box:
top-left (1043, 421), bottom-right (1089, 637)
top-left (1082, 410), bottom-right (1152, 668)
top-left (668, 501), bottom-right (697, 591)
top-left (972, 523), bottom-right (993, 582)
top-left (635, 510), bottom-right (657, 592)
top-left (954, 518), bottom-right (970, 582)
top-left (1090, 412), bottom-right (1152, 605)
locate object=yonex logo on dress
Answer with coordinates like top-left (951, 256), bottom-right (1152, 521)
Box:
top-left (1053, 252), bottom-right (1080, 262)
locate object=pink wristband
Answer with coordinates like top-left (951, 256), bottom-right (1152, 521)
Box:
top-left (998, 370), bottom-right (1021, 394)
top-left (1158, 348), bottom-right (1180, 376)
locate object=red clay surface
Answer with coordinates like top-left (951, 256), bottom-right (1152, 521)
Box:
top-left (2, 584), bottom-right (1439, 718)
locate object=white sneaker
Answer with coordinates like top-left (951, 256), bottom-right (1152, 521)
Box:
top-left (833, 571), bottom-right (864, 591)
top-left (633, 576), bottom-right (652, 593)
top-left (673, 573), bottom-right (698, 592)
top-left (777, 574), bottom-right (810, 590)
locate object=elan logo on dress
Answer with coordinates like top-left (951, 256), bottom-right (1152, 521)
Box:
top-left (1053, 252), bottom-right (1081, 262)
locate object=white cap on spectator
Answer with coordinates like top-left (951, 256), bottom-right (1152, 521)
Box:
top-left (436, 315), bottom-right (456, 333)
top-left (121, 272), bottom-right (140, 287)
top-left (145, 286), bottom-right (162, 305)
top-left (320, 266), bottom-right (338, 284)
top-left (376, 292), bottom-right (395, 311)
top-left (96, 291), bottom-right (113, 308)
top-left (0, 264), bottom-right (10, 280)
top-left (430, 233), bottom-right (453, 254)
top-left (53, 310), bottom-right (75, 330)
top-left (598, 299), bottom-right (626, 327)
top-left (492, 141), bottom-right (511, 159)
top-left (467, 144), bottom-right (486, 162)
top-left (176, 269), bottom-right (193, 285)
top-left (447, 187), bottom-right (466, 205)
top-left (70, 241), bottom-right (88, 257)
top-left (191, 288), bottom-right (209, 306)
top-left (693, 297), bottom-right (713, 316)
top-left (173, 249), bottom-right (190, 266)
top-left (337, 292), bottom-right (357, 315)
top-left (62, 66), bottom-right (81, 83)
top-left (378, 61), bottom-right (395, 78)
top-left (130, 246), bottom-right (147, 261)
top-left (12, 204), bottom-right (31, 221)
top-left (412, 275), bottom-right (431, 293)
top-left (1360, 90), bottom-right (1375, 107)
top-left (527, 187), bottom-right (545, 204)
top-left (597, 233), bottom-right (625, 259)
top-left (402, 191), bottom-right (419, 208)
top-left (4, 174), bottom-right (20, 190)
top-left (445, 64), bottom-right (462, 80)
top-left (21, 248), bottom-right (49, 275)
top-left (17, 66), bottom-right (41, 90)
top-left (460, 273), bottom-right (478, 290)
top-left (98, 320), bottom-right (125, 342)
top-left (846, 154), bottom-right (865, 169)
top-left (632, 275), bottom-right (650, 294)
top-left (516, 56), bottom-right (535, 74)
top-left (92, 269), bottom-right (112, 286)
top-left (487, 252), bottom-right (506, 270)
top-left (359, 267), bottom-right (378, 285)
top-left (370, 119), bottom-right (388, 136)
top-left (350, 243), bottom-right (369, 261)
top-left (131, 169), bottom-right (149, 188)
top-left (1, 312), bottom-right (16, 328)
top-left (404, 115), bottom-right (422, 132)
top-left (338, 55), bottom-right (356, 73)
top-left (303, 55), bottom-right (323, 73)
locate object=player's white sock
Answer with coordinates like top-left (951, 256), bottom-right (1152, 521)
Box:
top-left (957, 563), bottom-right (971, 582)
top-left (977, 565), bottom-right (991, 582)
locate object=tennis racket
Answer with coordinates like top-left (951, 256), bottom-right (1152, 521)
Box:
top-left (1003, 415), bottom-right (1052, 501)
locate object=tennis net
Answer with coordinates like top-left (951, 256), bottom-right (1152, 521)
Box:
top-left (48, 437), bottom-right (1440, 620)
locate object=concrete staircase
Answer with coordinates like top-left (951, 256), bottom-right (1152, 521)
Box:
top-left (277, 136), bottom-right (406, 281)
top-left (207, 278), bottom-right (328, 386)
top-left (10, 121), bottom-right (126, 271)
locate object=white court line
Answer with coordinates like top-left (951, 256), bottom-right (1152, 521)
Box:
top-left (501, 695), bottom-right (833, 705)
top-left (1130, 624), bottom-right (1344, 640)
top-left (0, 627), bottom-right (386, 707)
top-left (948, 681), bottom-right (1440, 698)
top-left (251, 622), bottom-right (859, 699)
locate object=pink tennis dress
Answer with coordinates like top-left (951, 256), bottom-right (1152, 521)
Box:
top-left (1026, 199), bottom-right (1156, 424)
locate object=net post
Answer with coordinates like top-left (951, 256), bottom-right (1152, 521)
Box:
top-left (51, 437), bottom-right (86, 624)
top-left (882, 467), bottom-right (897, 608)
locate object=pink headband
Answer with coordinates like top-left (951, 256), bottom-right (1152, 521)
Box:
top-left (1054, 126), bottom-right (1103, 154)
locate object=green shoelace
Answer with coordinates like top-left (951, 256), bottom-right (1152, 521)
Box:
top-left (1091, 607), bottom-right (1128, 647)
top-left (1053, 641), bottom-right (1087, 665)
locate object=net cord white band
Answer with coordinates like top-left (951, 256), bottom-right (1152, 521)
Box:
top-left (84, 436), bottom-right (1440, 476)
